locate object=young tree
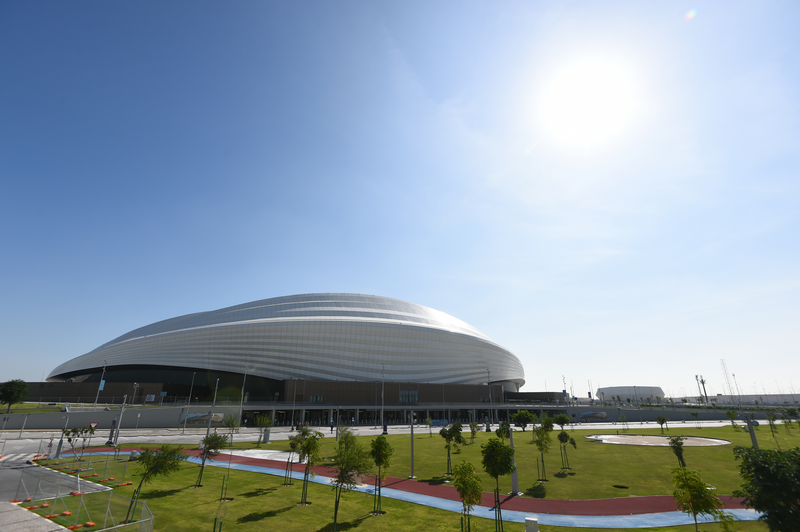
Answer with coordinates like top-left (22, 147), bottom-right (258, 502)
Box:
top-left (254, 414), bottom-right (273, 447)
top-left (511, 410), bottom-right (534, 432)
top-left (128, 445), bottom-right (187, 521)
top-left (669, 436), bottom-right (687, 468)
top-left (553, 413), bottom-right (571, 432)
top-left (733, 446), bottom-right (800, 532)
top-left (196, 432), bottom-right (228, 487)
top-left (453, 461), bottom-right (483, 532)
top-left (533, 425), bottom-right (552, 481)
top-left (425, 417), bottom-right (433, 438)
top-left (468, 421), bottom-right (479, 444)
top-left (63, 426), bottom-right (96, 466)
top-left (656, 415), bottom-right (669, 434)
top-left (672, 467), bottom-right (734, 532)
top-left (725, 410), bottom-right (738, 430)
top-left (331, 430), bottom-right (372, 532)
top-left (691, 412), bottom-right (700, 428)
top-left (439, 422), bottom-right (466, 475)
top-left (618, 414), bottom-right (628, 432)
top-left (369, 435), bottom-right (393, 515)
top-left (223, 413), bottom-right (239, 445)
top-left (557, 431), bottom-right (577, 470)
top-left (0, 379), bottom-right (28, 413)
top-left (285, 426), bottom-right (310, 486)
top-left (765, 411), bottom-right (779, 445)
top-left (481, 437), bottom-right (515, 532)
top-left (298, 430), bottom-right (324, 505)
top-left (494, 421), bottom-right (511, 442)
top-left (786, 407), bottom-right (799, 429)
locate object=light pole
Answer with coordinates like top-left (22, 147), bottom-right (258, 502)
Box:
top-left (381, 364), bottom-right (386, 435)
top-left (290, 378), bottom-right (298, 430)
top-left (238, 359), bottom-right (250, 429)
top-left (205, 379), bottom-right (219, 441)
top-left (55, 415), bottom-right (69, 459)
top-left (183, 372), bottom-right (196, 434)
top-left (487, 369), bottom-right (494, 426)
top-left (93, 360), bottom-right (107, 407)
top-left (131, 383), bottom-right (139, 406)
top-left (409, 410), bottom-right (416, 479)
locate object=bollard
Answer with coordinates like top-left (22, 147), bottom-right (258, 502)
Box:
top-left (525, 516), bottom-right (539, 532)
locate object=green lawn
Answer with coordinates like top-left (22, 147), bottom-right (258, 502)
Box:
top-left (232, 423), bottom-right (799, 499)
top-left (28, 422), bottom-right (797, 531)
top-left (32, 455), bottom-right (768, 532)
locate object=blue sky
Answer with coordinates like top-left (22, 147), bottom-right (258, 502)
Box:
top-left (2, 1), bottom-right (798, 399)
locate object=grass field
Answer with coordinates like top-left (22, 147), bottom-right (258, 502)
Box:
top-left (231, 423), bottom-right (799, 499)
top-left (28, 422), bottom-right (798, 531)
top-left (31, 456), bottom-right (768, 532)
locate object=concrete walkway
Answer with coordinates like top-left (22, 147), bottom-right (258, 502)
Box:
top-left (0, 502), bottom-right (64, 532)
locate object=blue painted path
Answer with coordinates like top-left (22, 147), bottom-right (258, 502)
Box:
top-left (188, 454), bottom-right (762, 528)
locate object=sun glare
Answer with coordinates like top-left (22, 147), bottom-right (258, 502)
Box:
top-left (538, 57), bottom-right (642, 152)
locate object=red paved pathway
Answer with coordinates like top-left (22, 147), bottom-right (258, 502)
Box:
top-left (80, 447), bottom-right (749, 516)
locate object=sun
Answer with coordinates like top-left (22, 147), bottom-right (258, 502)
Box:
top-left (538, 57), bottom-right (643, 151)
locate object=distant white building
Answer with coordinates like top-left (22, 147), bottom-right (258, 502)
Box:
top-left (596, 386), bottom-right (665, 404)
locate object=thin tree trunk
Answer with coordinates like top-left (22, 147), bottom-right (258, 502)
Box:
top-left (333, 486), bottom-right (341, 532)
top-left (377, 465), bottom-right (382, 514)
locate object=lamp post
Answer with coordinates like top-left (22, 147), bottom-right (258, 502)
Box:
top-left (205, 379), bottom-right (219, 441)
top-left (409, 410), bottom-right (416, 479)
top-left (381, 364), bottom-right (386, 435)
top-left (290, 378), bottom-right (298, 430)
top-left (131, 383), bottom-right (139, 406)
top-left (238, 358), bottom-right (250, 429)
top-left (183, 372), bottom-right (196, 434)
top-left (487, 369), bottom-right (494, 426)
top-left (55, 415), bottom-right (69, 459)
top-left (93, 360), bottom-right (107, 407)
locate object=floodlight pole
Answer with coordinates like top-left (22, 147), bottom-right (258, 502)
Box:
top-left (114, 397), bottom-right (127, 446)
top-left (238, 358), bottom-right (250, 428)
top-left (205, 379), bottom-right (219, 441)
top-left (509, 424), bottom-right (519, 495)
top-left (183, 372), bottom-right (196, 434)
top-left (381, 364), bottom-right (386, 434)
top-left (290, 378), bottom-right (298, 430)
top-left (487, 369), bottom-right (494, 426)
top-left (409, 411), bottom-right (416, 479)
top-left (93, 360), bottom-right (107, 407)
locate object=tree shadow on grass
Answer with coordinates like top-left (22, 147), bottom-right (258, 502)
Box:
top-left (416, 475), bottom-right (450, 486)
top-left (240, 487), bottom-right (277, 498)
top-left (525, 483), bottom-right (547, 499)
top-left (237, 505), bottom-right (293, 523)
top-left (316, 514), bottom-right (369, 531)
top-left (140, 487), bottom-right (187, 499)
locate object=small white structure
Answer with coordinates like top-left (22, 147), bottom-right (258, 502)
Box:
top-left (525, 516), bottom-right (539, 531)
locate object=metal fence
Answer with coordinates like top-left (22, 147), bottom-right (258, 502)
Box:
top-left (13, 465), bottom-right (154, 531)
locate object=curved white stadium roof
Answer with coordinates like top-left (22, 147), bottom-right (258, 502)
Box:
top-left (49, 293), bottom-right (525, 389)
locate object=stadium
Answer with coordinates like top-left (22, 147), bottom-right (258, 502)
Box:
top-left (46, 293), bottom-right (527, 424)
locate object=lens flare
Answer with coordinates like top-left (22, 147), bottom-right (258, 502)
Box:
top-left (685, 9), bottom-right (697, 21)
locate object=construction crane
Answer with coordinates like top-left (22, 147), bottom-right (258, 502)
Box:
top-left (720, 359), bottom-right (736, 406)
top-left (695, 375), bottom-right (709, 404)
